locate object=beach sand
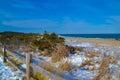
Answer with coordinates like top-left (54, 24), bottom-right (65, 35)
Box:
top-left (65, 37), bottom-right (120, 47)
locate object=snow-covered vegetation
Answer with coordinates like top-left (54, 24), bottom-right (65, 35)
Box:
top-left (62, 40), bottom-right (120, 80)
top-left (35, 39), bottom-right (120, 80)
top-left (0, 32), bottom-right (120, 80)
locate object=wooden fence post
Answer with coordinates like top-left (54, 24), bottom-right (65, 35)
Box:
top-left (3, 45), bottom-right (6, 63)
top-left (26, 53), bottom-right (32, 80)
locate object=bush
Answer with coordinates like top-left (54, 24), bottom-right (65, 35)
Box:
top-left (42, 32), bottom-right (64, 43)
top-left (38, 41), bottom-right (52, 51)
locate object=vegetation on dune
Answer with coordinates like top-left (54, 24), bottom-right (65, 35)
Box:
top-left (32, 32), bottom-right (64, 50)
top-left (59, 61), bottom-right (72, 72)
top-left (0, 31), bottom-right (70, 79)
top-left (0, 31), bottom-right (64, 52)
top-left (52, 43), bottom-right (69, 62)
top-left (85, 52), bottom-right (100, 58)
top-left (0, 48), bottom-right (2, 54)
top-left (34, 72), bottom-right (49, 80)
top-left (0, 31), bottom-right (39, 51)
top-left (19, 71), bottom-right (49, 80)
top-left (10, 57), bottom-right (23, 66)
top-left (1, 32), bottom-right (120, 80)
top-left (39, 61), bottom-right (55, 73)
top-left (0, 31), bottom-right (66, 62)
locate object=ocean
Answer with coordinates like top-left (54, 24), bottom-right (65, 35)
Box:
top-left (60, 34), bottom-right (120, 40)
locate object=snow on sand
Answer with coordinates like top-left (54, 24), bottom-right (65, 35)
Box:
top-left (0, 56), bottom-right (23, 80)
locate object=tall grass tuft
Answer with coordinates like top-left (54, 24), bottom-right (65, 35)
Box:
top-left (58, 61), bottom-right (72, 72)
top-left (0, 48), bottom-right (2, 54)
top-left (39, 61), bottom-right (54, 73)
top-left (34, 72), bottom-right (49, 80)
top-left (52, 44), bottom-right (69, 62)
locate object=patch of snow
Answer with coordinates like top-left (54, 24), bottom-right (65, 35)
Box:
top-left (0, 56), bottom-right (3, 62)
top-left (108, 64), bottom-right (118, 73)
top-left (77, 42), bottom-right (94, 47)
top-left (62, 52), bottom-right (87, 67)
top-left (99, 44), bottom-right (111, 47)
top-left (94, 48), bottom-right (99, 52)
top-left (39, 56), bottom-right (51, 62)
top-left (117, 60), bottom-right (120, 65)
top-left (70, 68), bottom-right (94, 80)
top-left (0, 56), bottom-right (23, 80)
top-left (95, 64), bottom-right (100, 69)
top-left (21, 64), bottom-right (26, 69)
top-left (92, 57), bottom-right (102, 62)
top-left (65, 40), bottom-right (95, 47)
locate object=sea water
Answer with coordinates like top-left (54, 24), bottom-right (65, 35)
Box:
top-left (60, 34), bottom-right (120, 39)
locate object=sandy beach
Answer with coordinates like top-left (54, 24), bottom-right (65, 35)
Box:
top-left (65, 37), bottom-right (120, 47)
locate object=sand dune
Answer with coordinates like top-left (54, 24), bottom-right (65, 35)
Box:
top-left (65, 37), bottom-right (120, 47)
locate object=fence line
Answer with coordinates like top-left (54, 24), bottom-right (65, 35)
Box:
top-left (1, 45), bottom-right (65, 80)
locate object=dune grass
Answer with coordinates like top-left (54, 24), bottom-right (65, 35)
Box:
top-left (39, 61), bottom-right (55, 73)
top-left (52, 43), bottom-right (69, 62)
top-left (85, 52), bottom-right (100, 58)
top-left (58, 61), bottom-right (72, 72)
top-left (0, 48), bottom-right (2, 54)
top-left (34, 72), bottom-right (49, 80)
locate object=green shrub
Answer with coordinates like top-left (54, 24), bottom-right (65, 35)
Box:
top-left (38, 41), bottom-right (52, 51)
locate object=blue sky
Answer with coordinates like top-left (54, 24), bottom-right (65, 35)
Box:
top-left (0, 0), bottom-right (120, 34)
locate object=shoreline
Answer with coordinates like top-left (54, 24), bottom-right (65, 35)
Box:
top-left (61, 36), bottom-right (120, 40)
top-left (64, 37), bottom-right (120, 47)
top-left (60, 34), bottom-right (120, 40)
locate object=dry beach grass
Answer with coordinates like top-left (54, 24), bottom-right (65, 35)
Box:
top-left (65, 37), bottom-right (120, 80)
